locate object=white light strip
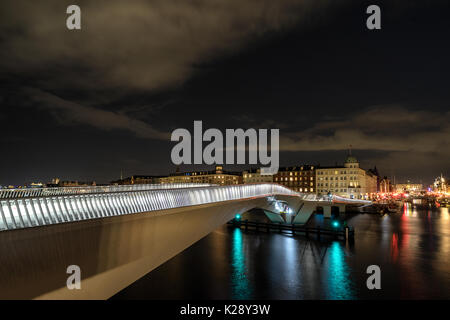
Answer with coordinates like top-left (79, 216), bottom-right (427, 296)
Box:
top-left (0, 184), bottom-right (297, 231)
top-left (0, 183), bottom-right (215, 200)
top-left (0, 184), bottom-right (371, 232)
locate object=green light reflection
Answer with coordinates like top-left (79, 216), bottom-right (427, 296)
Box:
top-left (230, 228), bottom-right (252, 299)
top-left (326, 242), bottom-right (355, 300)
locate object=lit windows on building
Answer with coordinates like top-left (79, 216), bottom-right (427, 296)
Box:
top-left (273, 165), bottom-right (316, 193)
top-left (315, 154), bottom-right (377, 199)
top-left (160, 166), bottom-right (242, 185)
top-left (242, 168), bottom-right (273, 184)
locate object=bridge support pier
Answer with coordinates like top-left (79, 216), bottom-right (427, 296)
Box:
top-left (263, 210), bottom-right (285, 223)
top-left (324, 206), bottom-right (332, 218)
top-left (292, 202), bottom-right (316, 224)
top-left (338, 204), bottom-right (346, 214)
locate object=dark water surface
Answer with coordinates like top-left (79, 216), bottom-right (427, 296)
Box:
top-left (113, 204), bottom-right (450, 299)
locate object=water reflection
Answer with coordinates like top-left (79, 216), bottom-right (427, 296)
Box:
top-left (403, 202), bottom-right (412, 216)
top-left (391, 233), bottom-right (399, 263)
top-left (442, 208), bottom-right (449, 221)
top-left (230, 228), bottom-right (252, 299)
top-left (325, 242), bottom-right (355, 300)
top-left (114, 206), bottom-right (450, 299)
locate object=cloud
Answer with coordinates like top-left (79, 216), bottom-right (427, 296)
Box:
top-left (0, 0), bottom-right (333, 92)
top-left (22, 88), bottom-right (169, 140)
top-left (276, 105), bottom-right (449, 180)
top-left (0, 0), bottom-right (338, 141)
top-left (280, 105), bottom-right (450, 154)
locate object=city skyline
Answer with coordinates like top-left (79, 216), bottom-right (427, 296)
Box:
top-left (1, 0), bottom-right (449, 304)
top-left (3, 162), bottom-right (442, 193)
top-left (1, 1), bottom-right (449, 185)
top-left (0, 148), bottom-right (445, 187)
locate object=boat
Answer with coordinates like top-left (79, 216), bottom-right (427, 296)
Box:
top-left (386, 203), bottom-right (399, 213)
top-left (437, 198), bottom-right (450, 207)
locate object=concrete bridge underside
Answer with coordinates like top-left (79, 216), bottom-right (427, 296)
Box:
top-left (1, 194), bottom-right (313, 300)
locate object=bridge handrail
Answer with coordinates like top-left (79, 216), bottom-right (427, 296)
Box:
top-left (0, 183), bottom-right (370, 232)
top-left (0, 184), bottom-right (296, 231)
top-left (0, 183), bottom-right (214, 200)
top-left (332, 194), bottom-right (372, 205)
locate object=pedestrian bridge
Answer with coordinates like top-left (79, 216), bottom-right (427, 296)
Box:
top-left (0, 183), bottom-right (370, 299)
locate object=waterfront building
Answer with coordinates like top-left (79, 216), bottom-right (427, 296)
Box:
top-left (368, 166), bottom-right (385, 192)
top-left (160, 165), bottom-right (241, 185)
top-left (433, 174), bottom-right (448, 193)
top-left (395, 183), bottom-right (423, 193)
top-left (273, 165), bottom-right (316, 193)
top-left (29, 182), bottom-right (44, 188)
top-left (242, 168), bottom-right (273, 184)
top-left (59, 180), bottom-right (97, 187)
top-left (379, 176), bottom-right (392, 193)
top-left (111, 175), bottom-right (162, 185)
top-left (315, 154), bottom-right (377, 199)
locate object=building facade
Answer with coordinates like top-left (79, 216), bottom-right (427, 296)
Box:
top-left (273, 165), bottom-right (316, 193)
top-left (395, 183), bottom-right (423, 193)
top-left (160, 166), bottom-right (241, 185)
top-left (242, 168), bottom-right (274, 184)
top-left (316, 155), bottom-right (377, 199)
top-left (111, 175), bottom-right (162, 185)
top-left (379, 177), bottom-right (392, 193)
top-left (433, 174), bottom-right (448, 193)
top-left (59, 180), bottom-right (97, 187)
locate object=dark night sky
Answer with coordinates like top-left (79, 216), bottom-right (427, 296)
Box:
top-left (0, 0), bottom-right (449, 186)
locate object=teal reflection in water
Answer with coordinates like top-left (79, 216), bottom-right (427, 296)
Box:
top-left (230, 228), bottom-right (252, 299)
top-left (326, 242), bottom-right (355, 300)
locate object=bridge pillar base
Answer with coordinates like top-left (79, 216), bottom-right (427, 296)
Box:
top-left (338, 204), bottom-right (346, 214)
top-left (324, 206), bottom-right (332, 219)
top-left (263, 210), bottom-right (285, 223)
top-left (292, 202), bottom-right (316, 224)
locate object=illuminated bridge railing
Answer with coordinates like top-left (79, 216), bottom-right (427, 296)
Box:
top-left (332, 194), bottom-right (372, 205)
top-left (0, 184), bottom-right (297, 231)
top-left (0, 183), bottom-right (213, 199)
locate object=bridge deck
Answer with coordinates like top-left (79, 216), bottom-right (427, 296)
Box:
top-left (0, 184), bottom-right (296, 231)
top-left (0, 183), bottom-right (370, 232)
